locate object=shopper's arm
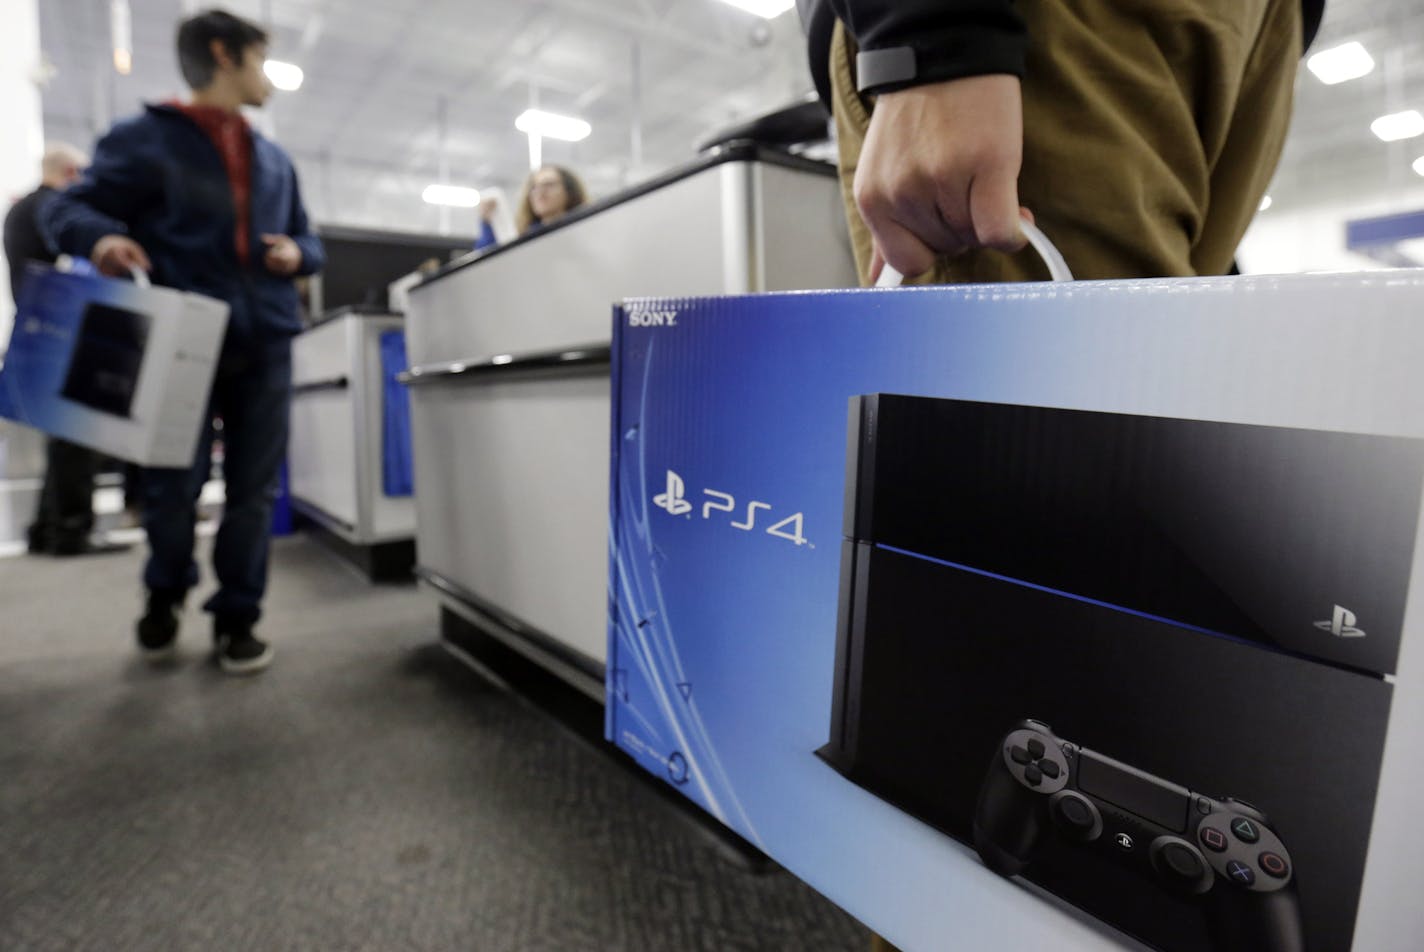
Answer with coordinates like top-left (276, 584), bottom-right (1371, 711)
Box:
top-left (832, 0), bottom-right (1031, 278)
top-left (283, 166), bottom-right (325, 277)
top-left (40, 120), bottom-right (157, 267)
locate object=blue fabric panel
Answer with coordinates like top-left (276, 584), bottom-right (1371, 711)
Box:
top-left (379, 329), bottom-right (414, 497)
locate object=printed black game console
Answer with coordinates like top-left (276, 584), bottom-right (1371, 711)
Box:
top-left (819, 394), bottom-right (1424, 951)
top-left (60, 301), bottom-right (150, 417)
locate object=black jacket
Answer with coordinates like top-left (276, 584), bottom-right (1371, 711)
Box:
top-left (798, 0), bottom-right (1325, 107)
top-left (3, 185), bottom-right (57, 303)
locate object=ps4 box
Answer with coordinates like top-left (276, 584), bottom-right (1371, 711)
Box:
top-left (0, 265), bottom-right (228, 467)
top-left (606, 273), bottom-right (1424, 952)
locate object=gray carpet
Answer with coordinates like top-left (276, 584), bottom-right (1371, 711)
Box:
top-left (0, 534), bottom-right (870, 951)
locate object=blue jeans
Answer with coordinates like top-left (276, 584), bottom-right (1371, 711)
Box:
top-left (142, 341), bottom-right (292, 627)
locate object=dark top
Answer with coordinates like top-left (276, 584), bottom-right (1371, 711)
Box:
top-left (3, 185), bottom-right (57, 303)
top-left (797, 0), bottom-right (1326, 106)
top-left (41, 103), bottom-right (326, 357)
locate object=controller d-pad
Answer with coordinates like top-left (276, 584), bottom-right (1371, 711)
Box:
top-left (1011, 745), bottom-right (1033, 765)
top-left (1024, 764), bottom-right (1043, 786)
top-left (1230, 817), bottom-right (1261, 843)
top-left (1199, 827), bottom-right (1228, 852)
top-left (1226, 860), bottom-right (1256, 886)
top-left (1259, 852), bottom-right (1289, 879)
top-left (1026, 738), bottom-right (1045, 759)
top-left (1039, 760), bottom-right (1060, 779)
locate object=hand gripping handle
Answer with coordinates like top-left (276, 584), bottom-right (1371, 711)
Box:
top-left (874, 218), bottom-right (1074, 288)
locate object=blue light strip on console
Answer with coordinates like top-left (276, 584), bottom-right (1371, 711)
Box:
top-left (873, 543), bottom-right (1387, 680)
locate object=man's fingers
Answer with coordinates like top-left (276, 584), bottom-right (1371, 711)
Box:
top-left (867, 217), bottom-right (938, 280)
top-left (968, 172), bottom-right (1027, 253)
top-left (260, 234), bottom-right (282, 246)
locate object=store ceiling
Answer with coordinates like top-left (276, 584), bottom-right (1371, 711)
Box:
top-left (32, 0), bottom-right (1424, 235)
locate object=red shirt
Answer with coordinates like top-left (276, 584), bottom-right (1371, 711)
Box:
top-left (171, 101), bottom-right (253, 267)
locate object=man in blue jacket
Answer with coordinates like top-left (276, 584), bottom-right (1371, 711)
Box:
top-left (44, 9), bottom-right (324, 674)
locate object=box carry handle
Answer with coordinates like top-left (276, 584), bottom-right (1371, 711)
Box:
top-left (874, 218), bottom-right (1073, 288)
top-left (128, 265), bottom-right (150, 289)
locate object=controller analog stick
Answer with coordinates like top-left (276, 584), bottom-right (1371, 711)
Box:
top-left (1050, 791), bottom-right (1102, 841)
top-left (1150, 837), bottom-right (1211, 893)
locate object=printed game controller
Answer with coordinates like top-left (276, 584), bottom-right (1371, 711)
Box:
top-left (973, 720), bottom-right (1305, 952)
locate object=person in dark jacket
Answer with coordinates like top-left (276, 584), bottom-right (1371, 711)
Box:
top-left (4, 143), bottom-right (129, 557)
top-left (43, 8), bottom-right (324, 674)
top-left (797, 0), bottom-right (1324, 286)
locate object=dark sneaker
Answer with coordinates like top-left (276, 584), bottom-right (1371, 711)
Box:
top-left (215, 627), bottom-right (273, 675)
top-left (136, 592), bottom-right (182, 662)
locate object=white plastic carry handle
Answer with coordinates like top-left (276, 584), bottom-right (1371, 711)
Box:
top-left (874, 218), bottom-right (1073, 288)
top-left (128, 265), bottom-right (151, 289)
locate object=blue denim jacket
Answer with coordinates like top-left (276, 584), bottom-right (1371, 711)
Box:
top-left (42, 103), bottom-right (325, 356)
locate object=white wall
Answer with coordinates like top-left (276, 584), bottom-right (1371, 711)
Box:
top-left (1, 0), bottom-right (46, 349)
top-left (1238, 182), bottom-right (1424, 275)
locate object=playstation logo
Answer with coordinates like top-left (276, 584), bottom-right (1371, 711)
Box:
top-left (653, 470), bottom-right (691, 515)
top-left (1114, 833), bottom-right (1134, 851)
top-left (1314, 604), bottom-right (1366, 639)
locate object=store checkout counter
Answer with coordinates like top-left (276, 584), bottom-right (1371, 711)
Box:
top-left (402, 143), bottom-right (857, 697)
top-left (288, 305), bottom-right (415, 580)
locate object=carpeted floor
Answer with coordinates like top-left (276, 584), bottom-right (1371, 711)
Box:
top-left (0, 534), bottom-right (870, 951)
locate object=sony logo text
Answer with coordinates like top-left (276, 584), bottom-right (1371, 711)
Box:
top-left (627, 309), bottom-right (678, 328)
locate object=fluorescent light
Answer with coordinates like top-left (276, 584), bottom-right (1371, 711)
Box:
top-left (110, 0), bottom-right (132, 75)
top-left (1306, 41), bottom-right (1374, 85)
top-left (1371, 110), bottom-right (1424, 142)
top-left (1414, 156), bottom-right (1424, 177)
top-left (264, 60), bottom-right (304, 91)
top-left (715, 0), bottom-right (796, 18)
top-left (514, 109), bottom-right (591, 142)
top-left (422, 184), bottom-right (481, 208)
top-left (1258, 195), bottom-right (1272, 212)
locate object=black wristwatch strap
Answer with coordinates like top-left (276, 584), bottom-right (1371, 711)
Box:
top-left (856, 46), bottom-right (916, 94)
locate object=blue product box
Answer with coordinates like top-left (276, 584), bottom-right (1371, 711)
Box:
top-left (607, 274), bottom-right (1424, 952)
top-left (0, 265), bottom-right (227, 466)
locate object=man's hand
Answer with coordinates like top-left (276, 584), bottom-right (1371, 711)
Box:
top-left (854, 74), bottom-right (1030, 281)
top-left (91, 234), bottom-right (152, 278)
top-left (261, 233), bottom-right (303, 276)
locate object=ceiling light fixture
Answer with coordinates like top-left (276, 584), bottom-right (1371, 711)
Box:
top-left (1414, 156), bottom-right (1424, 177)
top-left (514, 109), bottom-right (592, 142)
top-left (1306, 41), bottom-right (1374, 85)
top-left (1371, 110), bottom-right (1424, 142)
top-left (1258, 195), bottom-right (1272, 212)
top-left (264, 60), bottom-right (305, 92)
top-left (422, 184), bottom-right (481, 208)
top-left (110, 0), bottom-right (133, 75)
top-left (714, 0), bottom-right (796, 18)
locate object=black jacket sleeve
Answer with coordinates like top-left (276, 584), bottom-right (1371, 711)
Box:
top-left (830, 0), bottom-right (1026, 95)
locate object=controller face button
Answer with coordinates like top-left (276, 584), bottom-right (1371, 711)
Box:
top-left (1039, 760), bottom-right (1061, 779)
top-left (1259, 852), bottom-right (1290, 879)
top-left (1011, 745), bottom-right (1033, 766)
top-left (1226, 860), bottom-right (1256, 886)
top-left (1230, 817), bottom-right (1261, 844)
top-left (1200, 827), bottom-right (1229, 852)
top-left (1024, 764), bottom-right (1043, 786)
top-left (1026, 738), bottom-right (1046, 759)
top-left (1158, 841), bottom-right (1207, 882)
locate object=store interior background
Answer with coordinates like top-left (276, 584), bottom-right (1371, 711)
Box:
top-left (2, 0), bottom-right (1423, 340)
